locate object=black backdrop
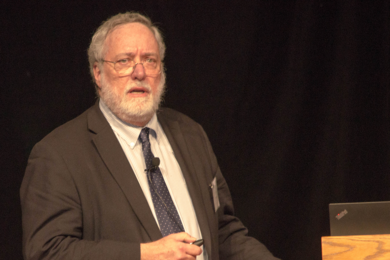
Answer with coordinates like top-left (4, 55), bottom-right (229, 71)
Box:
top-left (2, 1), bottom-right (390, 259)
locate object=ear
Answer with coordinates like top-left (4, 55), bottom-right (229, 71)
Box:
top-left (93, 62), bottom-right (102, 89)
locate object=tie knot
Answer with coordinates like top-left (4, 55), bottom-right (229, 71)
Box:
top-left (139, 127), bottom-right (150, 144)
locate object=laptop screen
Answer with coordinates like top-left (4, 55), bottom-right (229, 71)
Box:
top-left (329, 201), bottom-right (390, 236)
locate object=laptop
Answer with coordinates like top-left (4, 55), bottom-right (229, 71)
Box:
top-left (329, 201), bottom-right (390, 236)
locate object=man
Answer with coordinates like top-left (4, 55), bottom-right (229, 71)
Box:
top-left (21, 12), bottom-right (280, 260)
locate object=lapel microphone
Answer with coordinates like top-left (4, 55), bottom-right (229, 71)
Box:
top-left (145, 157), bottom-right (160, 172)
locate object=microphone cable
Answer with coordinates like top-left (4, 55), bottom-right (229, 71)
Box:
top-left (145, 157), bottom-right (185, 233)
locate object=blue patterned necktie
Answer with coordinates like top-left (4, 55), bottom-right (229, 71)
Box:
top-left (138, 127), bottom-right (184, 236)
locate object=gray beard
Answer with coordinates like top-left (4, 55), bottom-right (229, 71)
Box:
top-left (99, 72), bottom-right (166, 125)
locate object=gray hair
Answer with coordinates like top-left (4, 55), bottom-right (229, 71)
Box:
top-left (87, 12), bottom-right (166, 84)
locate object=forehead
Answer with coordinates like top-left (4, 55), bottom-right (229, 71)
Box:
top-left (104, 22), bottom-right (159, 57)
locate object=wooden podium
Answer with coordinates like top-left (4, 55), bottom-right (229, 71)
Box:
top-left (322, 234), bottom-right (390, 259)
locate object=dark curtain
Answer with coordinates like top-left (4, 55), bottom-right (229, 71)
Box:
top-left (2, 1), bottom-right (389, 259)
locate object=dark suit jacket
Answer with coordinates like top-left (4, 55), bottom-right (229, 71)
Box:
top-left (21, 102), bottom-right (279, 260)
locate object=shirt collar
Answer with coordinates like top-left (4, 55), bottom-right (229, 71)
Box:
top-left (99, 99), bottom-right (158, 149)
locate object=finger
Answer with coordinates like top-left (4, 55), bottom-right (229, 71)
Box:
top-left (185, 243), bottom-right (203, 256)
top-left (182, 233), bottom-right (197, 243)
top-left (183, 236), bottom-right (197, 243)
top-left (170, 232), bottom-right (197, 243)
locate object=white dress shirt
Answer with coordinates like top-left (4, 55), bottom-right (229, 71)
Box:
top-left (99, 100), bottom-right (206, 260)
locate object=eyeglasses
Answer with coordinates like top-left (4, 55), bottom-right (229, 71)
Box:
top-left (101, 57), bottom-right (161, 77)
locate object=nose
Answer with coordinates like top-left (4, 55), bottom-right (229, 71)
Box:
top-left (131, 63), bottom-right (146, 80)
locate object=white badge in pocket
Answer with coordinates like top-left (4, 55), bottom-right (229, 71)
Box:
top-left (211, 177), bottom-right (220, 212)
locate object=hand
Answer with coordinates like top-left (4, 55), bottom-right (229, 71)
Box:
top-left (141, 232), bottom-right (203, 260)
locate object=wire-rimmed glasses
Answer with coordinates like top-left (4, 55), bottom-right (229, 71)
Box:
top-left (101, 57), bottom-right (161, 77)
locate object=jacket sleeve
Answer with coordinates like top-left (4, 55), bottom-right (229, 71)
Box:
top-left (20, 140), bottom-right (139, 260)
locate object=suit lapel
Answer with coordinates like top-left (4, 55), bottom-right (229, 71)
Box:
top-left (158, 111), bottom-right (213, 257)
top-left (87, 103), bottom-right (162, 241)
